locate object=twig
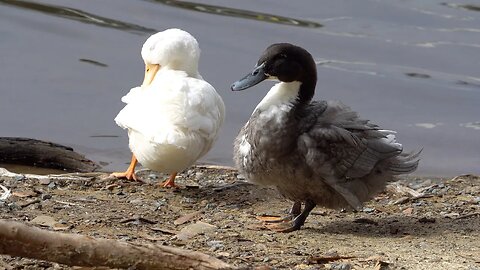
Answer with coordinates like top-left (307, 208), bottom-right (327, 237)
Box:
top-left (0, 184), bottom-right (11, 200)
top-left (0, 220), bottom-right (233, 270)
top-left (455, 212), bottom-right (480, 220)
top-left (120, 216), bottom-right (157, 225)
top-left (390, 183), bottom-right (423, 197)
top-left (307, 255), bottom-right (356, 264)
top-left (0, 168), bottom-right (95, 182)
top-left (54, 200), bottom-right (78, 206)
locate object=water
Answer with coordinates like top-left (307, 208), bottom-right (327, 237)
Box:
top-left (0, 0), bottom-right (479, 176)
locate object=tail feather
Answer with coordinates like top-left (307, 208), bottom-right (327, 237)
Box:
top-left (388, 149), bottom-right (422, 175)
top-left (332, 149), bottom-right (421, 210)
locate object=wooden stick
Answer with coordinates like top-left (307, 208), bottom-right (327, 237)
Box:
top-left (0, 220), bottom-right (233, 270)
top-left (0, 167), bottom-right (102, 182)
top-left (0, 137), bottom-right (99, 172)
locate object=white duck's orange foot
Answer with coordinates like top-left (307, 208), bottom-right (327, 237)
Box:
top-left (160, 172), bottom-right (178, 188)
top-left (110, 171), bottom-right (141, 182)
top-left (110, 154), bottom-right (143, 182)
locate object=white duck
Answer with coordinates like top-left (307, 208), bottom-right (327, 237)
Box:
top-left (111, 29), bottom-right (225, 187)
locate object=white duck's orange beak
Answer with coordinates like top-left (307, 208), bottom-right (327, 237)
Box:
top-left (142, 63), bottom-right (160, 87)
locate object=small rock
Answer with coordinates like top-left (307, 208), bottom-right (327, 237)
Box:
top-left (39, 178), bottom-right (51, 185)
top-left (330, 263), bottom-right (351, 270)
top-left (217, 251), bottom-right (230, 258)
top-left (324, 249), bottom-right (339, 257)
top-left (175, 221), bottom-right (217, 241)
top-left (207, 240), bottom-right (224, 251)
top-left (174, 210), bottom-right (203, 225)
top-left (473, 197), bottom-right (480, 204)
top-left (362, 207), bottom-right (375, 213)
top-left (53, 223), bottom-right (71, 231)
top-left (148, 174), bottom-right (158, 180)
top-left (14, 175), bottom-right (25, 181)
top-left (47, 182), bottom-right (56, 189)
top-left (402, 207), bottom-right (414, 215)
top-left (7, 202), bottom-right (21, 210)
top-left (31, 215), bottom-right (57, 227)
top-left (255, 243), bottom-right (267, 250)
top-left (129, 198), bottom-right (143, 204)
top-left (195, 172), bottom-right (204, 179)
top-left (418, 217), bottom-right (436, 223)
top-left (41, 194), bottom-right (52, 200)
top-left (204, 203), bottom-right (217, 210)
top-left (237, 174), bottom-right (246, 180)
top-left (181, 197), bottom-right (196, 204)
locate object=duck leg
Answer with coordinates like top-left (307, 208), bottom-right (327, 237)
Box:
top-left (266, 200), bottom-right (316, 233)
top-left (160, 172), bottom-right (178, 188)
top-left (110, 154), bottom-right (140, 181)
top-left (257, 201), bottom-right (302, 222)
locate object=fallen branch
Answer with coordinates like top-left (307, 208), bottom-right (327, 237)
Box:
top-left (0, 220), bottom-right (233, 270)
top-left (0, 167), bottom-right (104, 182)
top-left (0, 137), bottom-right (99, 172)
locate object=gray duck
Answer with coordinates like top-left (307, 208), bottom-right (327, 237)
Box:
top-left (231, 43), bottom-right (420, 232)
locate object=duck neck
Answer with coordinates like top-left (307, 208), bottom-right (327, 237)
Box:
top-left (296, 80), bottom-right (315, 106)
top-left (296, 67), bottom-right (317, 105)
top-left (254, 81), bottom-right (302, 113)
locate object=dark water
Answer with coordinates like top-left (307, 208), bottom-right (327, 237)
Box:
top-left (1, 0), bottom-right (479, 176)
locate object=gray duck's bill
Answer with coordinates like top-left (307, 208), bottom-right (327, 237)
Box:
top-left (231, 63), bottom-right (267, 91)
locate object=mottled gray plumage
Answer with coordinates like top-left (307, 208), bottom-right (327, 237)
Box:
top-left (232, 43), bottom-right (420, 232)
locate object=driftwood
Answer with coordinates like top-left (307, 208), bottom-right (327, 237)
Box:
top-left (0, 220), bottom-right (234, 270)
top-left (0, 137), bottom-right (99, 172)
top-left (0, 167), bottom-right (104, 182)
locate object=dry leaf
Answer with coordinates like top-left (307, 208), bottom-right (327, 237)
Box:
top-left (12, 190), bottom-right (38, 198)
top-left (174, 210), bottom-right (203, 225)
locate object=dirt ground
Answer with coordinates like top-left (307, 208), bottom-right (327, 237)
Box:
top-left (0, 166), bottom-right (479, 270)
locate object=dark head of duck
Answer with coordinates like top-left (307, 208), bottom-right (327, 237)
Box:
top-left (231, 43), bottom-right (317, 104)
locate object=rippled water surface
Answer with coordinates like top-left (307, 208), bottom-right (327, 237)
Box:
top-left (1, 0), bottom-right (479, 176)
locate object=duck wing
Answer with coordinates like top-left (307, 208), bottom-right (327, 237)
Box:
top-left (298, 100), bottom-right (419, 209)
top-left (115, 71), bottom-right (225, 152)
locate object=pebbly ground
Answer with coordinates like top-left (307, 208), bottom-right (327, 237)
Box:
top-left (0, 166), bottom-right (479, 270)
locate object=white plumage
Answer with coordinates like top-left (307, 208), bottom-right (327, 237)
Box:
top-left (112, 29), bottom-right (225, 184)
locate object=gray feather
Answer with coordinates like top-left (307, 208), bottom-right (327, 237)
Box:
top-left (234, 99), bottom-right (421, 211)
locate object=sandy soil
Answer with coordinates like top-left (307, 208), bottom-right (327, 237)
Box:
top-left (0, 166), bottom-right (479, 270)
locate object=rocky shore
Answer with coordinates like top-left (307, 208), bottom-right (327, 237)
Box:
top-left (0, 165), bottom-right (479, 269)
